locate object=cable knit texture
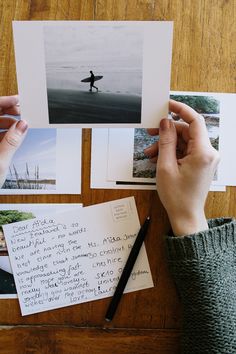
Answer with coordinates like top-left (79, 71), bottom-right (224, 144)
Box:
top-left (166, 218), bottom-right (236, 354)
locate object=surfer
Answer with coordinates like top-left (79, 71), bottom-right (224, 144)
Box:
top-left (89, 70), bottom-right (98, 92)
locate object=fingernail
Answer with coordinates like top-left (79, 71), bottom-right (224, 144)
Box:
top-left (16, 120), bottom-right (28, 134)
top-left (160, 119), bottom-right (171, 130)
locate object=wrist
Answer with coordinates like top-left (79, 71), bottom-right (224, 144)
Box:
top-left (168, 211), bottom-right (208, 237)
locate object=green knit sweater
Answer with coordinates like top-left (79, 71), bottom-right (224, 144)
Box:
top-left (166, 218), bottom-right (236, 354)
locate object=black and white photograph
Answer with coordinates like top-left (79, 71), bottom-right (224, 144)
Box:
top-left (13, 21), bottom-right (173, 128)
top-left (44, 23), bottom-right (143, 124)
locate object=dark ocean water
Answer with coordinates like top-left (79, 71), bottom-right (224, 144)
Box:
top-left (47, 89), bottom-right (142, 124)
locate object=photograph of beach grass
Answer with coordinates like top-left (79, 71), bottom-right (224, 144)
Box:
top-left (44, 23), bottom-right (143, 124)
top-left (132, 94), bottom-right (220, 179)
top-left (2, 129), bottom-right (56, 190)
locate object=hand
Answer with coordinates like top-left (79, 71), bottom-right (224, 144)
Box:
top-left (0, 95), bottom-right (28, 188)
top-left (145, 100), bottom-right (220, 236)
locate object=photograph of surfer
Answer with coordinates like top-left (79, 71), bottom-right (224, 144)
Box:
top-left (80, 70), bottom-right (102, 92)
top-left (89, 71), bottom-right (98, 92)
top-left (43, 23), bottom-right (143, 124)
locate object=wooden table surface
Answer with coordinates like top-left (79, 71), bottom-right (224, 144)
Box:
top-left (0, 1), bottom-right (235, 353)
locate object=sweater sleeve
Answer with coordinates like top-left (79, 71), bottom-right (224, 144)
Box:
top-left (166, 218), bottom-right (236, 354)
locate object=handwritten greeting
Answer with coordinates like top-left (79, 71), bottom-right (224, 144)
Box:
top-left (3, 197), bottom-right (153, 315)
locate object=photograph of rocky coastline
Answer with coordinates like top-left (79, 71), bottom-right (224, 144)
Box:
top-left (133, 129), bottom-right (157, 178)
top-left (170, 94), bottom-right (220, 150)
top-left (132, 94), bottom-right (220, 178)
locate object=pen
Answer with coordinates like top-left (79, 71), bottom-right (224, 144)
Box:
top-left (105, 216), bottom-right (151, 322)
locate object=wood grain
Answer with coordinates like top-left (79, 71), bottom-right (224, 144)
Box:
top-left (0, 327), bottom-right (181, 354)
top-left (0, 0), bottom-right (235, 352)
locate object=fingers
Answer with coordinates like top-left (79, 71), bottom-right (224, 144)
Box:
top-left (0, 117), bottom-right (18, 129)
top-left (147, 120), bottom-right (189, 141)
top-left (0, 117), bottom-right (20, 143)
top-left (169, 99), bottom-right (200, 124)
top-left (169, 100), bottom-right (209, 143)
top-left (0, 95), bottom-right (20, 116)
top-left (157, 119), bottom-right (178, 171)
top-left (0, 120), bottom-right (28, 164)
top-left (147, 128), bottom-right (159, 136)
top-left (0, 95), bottom-right (19, 113)
top-left (3, 106), bottom-right (21, 116)
top-left (145, 99), bottom-right (211, 164)
top-left (144, 141), bottom-right (159, 159)
top-left (145, 120), bottom-right (189, 160)
top-left (149, 100), bottom-right (207, 135)
top-left (173, 120), bottom-right (190, 143)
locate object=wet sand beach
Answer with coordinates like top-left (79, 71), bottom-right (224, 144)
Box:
top-left (47, 89), bottom-right (141, 124)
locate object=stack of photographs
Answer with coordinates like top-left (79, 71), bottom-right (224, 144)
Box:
top-left (91, 91), bottom-right (236, 192)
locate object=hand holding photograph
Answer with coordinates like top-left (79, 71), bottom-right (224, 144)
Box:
top-left (13, 21), bottom-right (173, 128)
top-left (91, 92), bottom-right (236, 191)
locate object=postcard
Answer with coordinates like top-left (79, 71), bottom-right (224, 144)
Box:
top-left (3, 197), bottom-right (153, 315)
top-left (0, 128), bottom-right (82, 194)
top-left (0, 203), bottom-right (82, 299)
top-left (106, 92), bottom-right (236, 187)
top-left (13, 21), bottom-right (173, 128)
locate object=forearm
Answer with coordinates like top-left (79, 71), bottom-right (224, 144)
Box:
top-left (166, 218), bottom-right (236, 353)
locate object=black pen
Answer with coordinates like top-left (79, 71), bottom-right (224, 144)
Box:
top-left (105, 216), bottom-right (151, 322)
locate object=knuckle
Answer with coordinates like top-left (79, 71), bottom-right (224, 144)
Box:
top-left (198, 114), bottom-right (205, 123)
top-left (160, 137), bottom-right (176, 147)
top-left (157, 163), bottom-right (172, 176)
top-left (5, 133), bottom-right (21, 148)
top-left (197, 148), bottom-right (220, 166)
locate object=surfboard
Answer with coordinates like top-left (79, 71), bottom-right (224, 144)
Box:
top-left (81, 75), bottom-right (103, 83)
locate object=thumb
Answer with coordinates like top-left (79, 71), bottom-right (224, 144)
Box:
top-left (158, 119), bottom-right (178, 170)
top-left (0, 120), bottom-right (28, 163)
